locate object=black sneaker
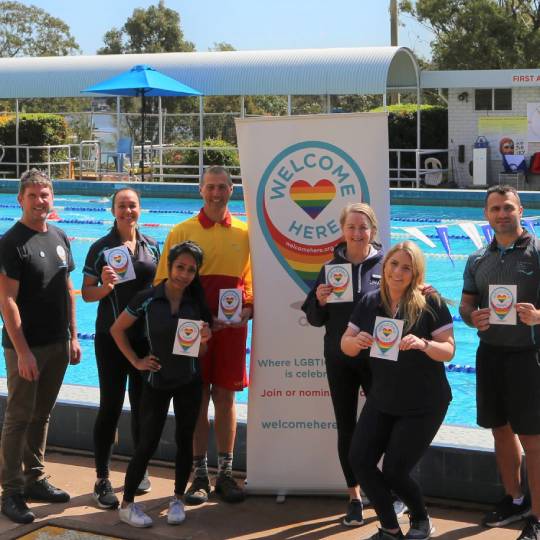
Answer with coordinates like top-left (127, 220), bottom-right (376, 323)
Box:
top-left (342, 499), bottom-right (364, 527)
top-left (364, 529), bottom-right (404, 540)
top-left (184, 476), bottom-right (211, 505)
top-left (1, 494), bottom-right (35, 524)
top-left (518, 517), bottom-right (540, 540)
top-left (24, 477), bottom-right (70, 503)
top-left (405, 516), bottom-right (434, 539)
top-left (215, 473), bottom-right (245, 503)
top-left (93, 478), bottom-right (119, 509)
top-left (482, 495), bottom-right (531, 527)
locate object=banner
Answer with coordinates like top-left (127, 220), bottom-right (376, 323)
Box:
top-left (477, 117), bottom-right (527, 158)
top-left (235, 113), bottom-right (389, 494)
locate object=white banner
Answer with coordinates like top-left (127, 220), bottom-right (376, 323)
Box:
top-left (236, 113), bottom-right (390, 494)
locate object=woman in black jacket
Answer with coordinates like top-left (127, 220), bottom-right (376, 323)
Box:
top-left (302, 202), bottom-right (383, 526)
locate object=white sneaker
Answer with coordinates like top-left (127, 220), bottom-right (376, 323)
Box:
top-left (167, 497), bottom-right (186, 525)
top-left (136, 470), bottom-right (151, 494)
top-left (119, 502), bottom-right (153, 528)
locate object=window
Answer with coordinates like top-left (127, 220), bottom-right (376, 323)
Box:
top-left (474, 89), bottom-right (512, 111)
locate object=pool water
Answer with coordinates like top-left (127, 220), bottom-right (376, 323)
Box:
top-left (0, 194), bottom-right (520, 428)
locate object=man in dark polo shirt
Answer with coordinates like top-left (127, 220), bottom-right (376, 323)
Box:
top-left (460, 185), bottom-right (540, 540)
top-left (0, 169), bottom-right (81, 524)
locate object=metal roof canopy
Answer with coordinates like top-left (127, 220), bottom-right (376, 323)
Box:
top-left (0, 47), bottom-right (418, 99)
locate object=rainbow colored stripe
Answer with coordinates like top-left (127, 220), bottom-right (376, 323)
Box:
top-left (263, 204), bottom-right (336, 290)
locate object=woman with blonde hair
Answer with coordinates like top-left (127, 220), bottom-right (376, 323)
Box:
top-left (341, 241), bottom-right (455, 540)
top-left (302, 202), bottom-right (391, 526)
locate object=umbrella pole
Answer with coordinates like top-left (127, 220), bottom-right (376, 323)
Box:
top-left (140, 93), bottom-right (145, 181)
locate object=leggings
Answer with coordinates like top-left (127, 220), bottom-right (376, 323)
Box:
top-left (93, 333), bottom-right (146, 479)
top-left (349, 399), bottom-right (447, 530)
top-left (326, 354), bottom-right (371, 487)
top-left (123, 379), bottom-right (203, 502)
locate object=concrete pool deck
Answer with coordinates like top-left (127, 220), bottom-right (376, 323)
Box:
top-left (0, 451), bottom-right (526, 540)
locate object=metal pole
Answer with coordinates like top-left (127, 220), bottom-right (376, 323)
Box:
top-left (417, 80), bottom-right (422, 188)
top-left (15, 99), bottom-right (19, 178)
top-left (326, 94), bottom-right (331, 113)
top-left (158, 96), bottom-right (163, 182)
top-left (240, 95), bottom-right (245, 118)
top-left (141, 93), bottom-right (146, 182)
top-left (287, 95), bottom-right (292, 115)
top-left (116, 96), bottom-right (121, 134)
top-left (199, 96), bottom-right (204, 180)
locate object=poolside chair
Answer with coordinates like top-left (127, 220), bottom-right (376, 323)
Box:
top-left (102, 137), bottom-right (133, 174)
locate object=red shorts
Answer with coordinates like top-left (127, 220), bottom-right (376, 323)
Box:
top-left (200, 325), bottom-right (248, 391)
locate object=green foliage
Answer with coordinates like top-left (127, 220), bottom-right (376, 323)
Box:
top-left (98, 0), bottom-right (194, 54)
top-left (0, 1), bottom-right (79, 57)
top-left (168, 138), bottom-right (239, 167)
top-left (0, 114), bottom-right (69, 175)
top-left (400, 0), bottom-right (540, 69)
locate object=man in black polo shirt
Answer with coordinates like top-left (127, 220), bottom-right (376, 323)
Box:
top-left (460, 185), bottom-right (540, 540)
top-left (0, 169), bottom-right (81, 524)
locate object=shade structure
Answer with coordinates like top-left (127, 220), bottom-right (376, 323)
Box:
top-left (82, 64), bottom-right (202, 180)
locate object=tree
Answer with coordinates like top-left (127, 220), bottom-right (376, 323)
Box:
top-left (0, 1), bottom-right (79, 57)
top-left (98, 0), bottom-right (194, 54)
top-left (400, 0), bottom-right (540, 69)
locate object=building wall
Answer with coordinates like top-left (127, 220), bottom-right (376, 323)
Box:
top-left (448, 87), bottom-right (540, 186)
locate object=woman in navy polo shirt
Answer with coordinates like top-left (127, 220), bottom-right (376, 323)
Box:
top-left (82, 188), bottom-right (160, 508)
top-left (341, 241), bottom-right (455, 540)
top-left (111, 241), bottom-right (212, 528)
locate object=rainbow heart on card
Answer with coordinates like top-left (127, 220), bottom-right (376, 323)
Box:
top-left (177, 321), bottom-right (200, 352)
top-left (289, 179), bottom-right (336, 219)
top-left (374, 321), bottom-right (400, 355)
top-left (220, 290), bottom-right (241, 320)
top-left (490, 286), bottom-right (514, 320)
top-left (327, 265), bottom-right (350, 298)
top-left (107, 248), bottom-right (129, 277)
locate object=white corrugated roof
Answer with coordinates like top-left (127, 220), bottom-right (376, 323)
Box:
top-left (0, 47), bottom-right (418, 98)
top-left (421, 69), bottom-right (540, 89)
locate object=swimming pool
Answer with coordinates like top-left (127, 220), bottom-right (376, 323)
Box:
top-left (0, 193), bottom-right (518, 428)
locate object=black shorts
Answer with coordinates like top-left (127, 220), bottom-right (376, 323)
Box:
top-left (476, 342), bottom-right (540, 435)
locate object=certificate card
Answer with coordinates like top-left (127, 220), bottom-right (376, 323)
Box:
top-left (325, 263), bottom-right (353, 303)
top-left (103, 245), bottom-right (136, 283)
top-left (489, 284), bottom-right (517, 325)
top-left (218, 288), bottom-right (243, 323)
top-left (173, 319), bottom-right (203, 357)
top-left (370, 316), bottom-right (404, 361)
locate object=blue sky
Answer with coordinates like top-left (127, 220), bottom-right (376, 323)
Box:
top-left (22, 1), bottom-right (434, 59)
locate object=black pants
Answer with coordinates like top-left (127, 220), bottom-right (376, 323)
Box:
top-left (93, 333), bottom-right (146, 479)
top-left (349, 399), bottom-right (447, 529)
top-left (123, 379), bottom-right (203, 502)
top-left (326, 354), bottom-right (371, 487)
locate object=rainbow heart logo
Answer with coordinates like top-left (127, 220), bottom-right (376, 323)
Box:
top-left (489, 286), bottom-right (514, 320)
top-left (220, 290), bottom-right (241, 319)
top-left (289, 179), bottom-right (336, 219)
top-left (327, 265), bottom-right (350, 298)
top-left (177, 321), bottom-right (200, 352)
top-left (108, 248), bottom-right (129, 277)
top-left (257, 141), bottom-right (369, 293)
top-left (374, 320), bottom-right (400, 355)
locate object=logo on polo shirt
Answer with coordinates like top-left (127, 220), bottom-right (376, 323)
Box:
top-left (257, 141), bottom-right (370, 293)
top-left (56, 245), bottom-right (67, 266)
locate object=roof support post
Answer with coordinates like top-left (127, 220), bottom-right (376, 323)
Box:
top-left (158, 96), bottom-right (163, 181)
top-left (287, 95), bottom-right (292, 116)
top-left (15, 98), bottom-right (19, 178)
top-left (416, 84), bottom-right (422, 188)
top-left (199, 96), bottom-right (204, 181)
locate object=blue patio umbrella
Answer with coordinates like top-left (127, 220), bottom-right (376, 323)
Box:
top-left (82, 64), bottom-right (202, 180)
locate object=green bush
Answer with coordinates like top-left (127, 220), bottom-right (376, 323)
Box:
top-left (0, 114), bottom-right (69, 177)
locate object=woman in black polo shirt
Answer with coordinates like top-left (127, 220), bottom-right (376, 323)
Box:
top-left (82, 188), bottom-right (160, 509)
top-left (111, 241), bottom-right (212, 529)
top-left (341, 241), bottom-right (455, 540)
